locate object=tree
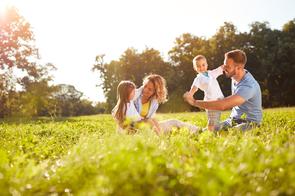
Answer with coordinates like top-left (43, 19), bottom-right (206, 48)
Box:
top-left (247, 21), bottom-right (285, 106)
top-left (167, 33), bottom-right (211, 111)
top-left (74, 99), bottom-right (96, 116)
top-left (53, 84), bottom-right (83, 117)
top-left (280, 19), bottom-right (295, 106)
top-left (95, 20), bottom-right (295, 112)
top-left (0, 6), bottom-right (54, 117)
top-left (0, 6), bottom-right (40, 90)
top-left (93, 48), bottom-right (170, 112)
top-left (169, 33), bottom-right (210, 89)
top-left (94, 102), bottom-right (107, 114)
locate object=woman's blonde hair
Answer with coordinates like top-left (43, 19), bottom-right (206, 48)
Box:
top-left (113, 80), bottom-right (136, 124)
top-left (143, 74), bottom-right (168, 104)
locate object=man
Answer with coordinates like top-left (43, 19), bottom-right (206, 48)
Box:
top-left (183, 49), bottom-right (262, 131)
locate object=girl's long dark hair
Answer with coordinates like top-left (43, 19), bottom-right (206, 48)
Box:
top-left (112, 81), bottom-right (136, 124)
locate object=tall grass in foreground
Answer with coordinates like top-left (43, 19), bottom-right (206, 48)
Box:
top-left (0, 108), bottom-right (294, 195)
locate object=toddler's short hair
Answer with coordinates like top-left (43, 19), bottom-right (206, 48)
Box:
top-left (192, 55), bottom-right (207, 71)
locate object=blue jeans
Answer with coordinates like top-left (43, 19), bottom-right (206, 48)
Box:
top-left (218, 117), bottom-right (259, 131)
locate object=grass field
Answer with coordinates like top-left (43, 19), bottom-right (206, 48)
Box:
top-left (0, 107), bottom-right (294, 195)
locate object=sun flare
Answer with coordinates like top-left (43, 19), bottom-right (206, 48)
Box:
top-left (0, 0), bottom-right (20, 16)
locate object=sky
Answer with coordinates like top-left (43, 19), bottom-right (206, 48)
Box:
top-left (1, 0), bottom-right (295, 102)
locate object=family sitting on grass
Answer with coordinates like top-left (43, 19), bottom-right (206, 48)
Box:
top-left (112, 49), bottom-right (263, 134)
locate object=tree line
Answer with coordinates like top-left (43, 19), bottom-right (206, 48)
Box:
top-left (93, 20), bottom-right (295, 113)
top-left (0, 7), bottom-right (106, 118)
top-left (1, 6), bottom-right (295, 117)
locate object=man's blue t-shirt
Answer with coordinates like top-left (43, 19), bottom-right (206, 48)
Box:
top-left (230, 70), bottom-right (262, 123)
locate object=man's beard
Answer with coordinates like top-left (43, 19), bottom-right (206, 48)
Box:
top-left (224, 70), bottom-right (236, 78)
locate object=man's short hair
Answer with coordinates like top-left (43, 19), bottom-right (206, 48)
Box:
top-left (225, 49), bottom-right (247, 65)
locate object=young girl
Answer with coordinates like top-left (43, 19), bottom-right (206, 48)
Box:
top-left (112, 80), bottom-right (160, 134)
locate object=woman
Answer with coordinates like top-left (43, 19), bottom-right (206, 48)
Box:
top-left (133, 74), bottom-right (199, 133)
top-left (112, 80), bottom-right (159, 134)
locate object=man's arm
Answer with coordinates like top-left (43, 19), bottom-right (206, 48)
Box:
top-left (184, 92), bottom-right (245, 111)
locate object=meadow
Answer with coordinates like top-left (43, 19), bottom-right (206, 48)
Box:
top-left (0, 107), bottom-right (294, 195)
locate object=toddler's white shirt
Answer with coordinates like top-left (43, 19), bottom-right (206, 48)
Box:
top-left (191, 66), bottom-right (224, 100)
